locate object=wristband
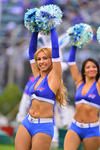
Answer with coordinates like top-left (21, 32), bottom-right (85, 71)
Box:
top-left (29, 32), bottom-right (38, 63)
top-left (68, 46), bottom-right (77, 66)
top-left (51, 28), bottom-right (61, 62)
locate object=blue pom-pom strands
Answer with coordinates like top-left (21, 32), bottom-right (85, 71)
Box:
top-left (35, 4), bottom-right (63, 35)
top-left (97, 26), bottom-right (100, 43)
top-left (24, 5), bottom-right (63, 35)
top-left (66, 23), bottom-right (93, 48)
top-left (24, 8), bottom-right (41, 32)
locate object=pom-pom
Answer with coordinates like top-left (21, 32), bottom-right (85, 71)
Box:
top-left (35, 4), bottom-right (63, 34)
top-left (97, 26), bottom-right (100, 43)
top-left (24, 8), bottom-right (41, 32)
top-left (66, 23), bottom-right (93, 48)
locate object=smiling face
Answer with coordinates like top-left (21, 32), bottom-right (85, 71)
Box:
top-left (84, 61), bottom-right (98, 79)
top-left (36, 50), bottom-right (52, 72)
top-left (81, 58), bottom-right (100, 82)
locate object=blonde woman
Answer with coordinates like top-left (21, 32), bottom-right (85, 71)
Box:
top-left (15, 28), bottom-right (67, 150)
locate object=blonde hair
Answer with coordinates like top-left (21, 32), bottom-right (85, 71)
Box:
top-left (34, 47), bottom-right (68, 106)
top-left (56, 79), bottom-right (68, 106)
top-left (34, 47), bottom-right (52, 61)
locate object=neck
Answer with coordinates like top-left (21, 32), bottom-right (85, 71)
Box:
top-left (40, 70), bottom-right (49, 78)
top-left (85, 77), bottom-right (96, 84)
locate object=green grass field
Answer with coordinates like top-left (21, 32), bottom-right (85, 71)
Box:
top-left (0, 144), bottom-right (63, 150)
top-left (0, 144), bottom-right (15, 150)
top-left (0, 144), bottom-right (100, 150)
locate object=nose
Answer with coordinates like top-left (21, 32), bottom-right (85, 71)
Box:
top-left (39, 58), bottom-right (44, 63)
top-left (90, 67), bottom-right (96, 71)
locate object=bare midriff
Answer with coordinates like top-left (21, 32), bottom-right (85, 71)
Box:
top-left (29, 99), bottom-right (54, 118)
top-left (74, 103), bottom-right (99, 123)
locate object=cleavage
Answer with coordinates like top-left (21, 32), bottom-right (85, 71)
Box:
top-left (34, 77), bottom-right (44, 91)
top-left (82, 84), bottom-right (92, 96)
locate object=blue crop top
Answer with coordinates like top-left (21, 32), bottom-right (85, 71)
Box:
top-left (75, 81), bottom-right (100, 109)
top-left (29, 74), bottom-right (56, 105)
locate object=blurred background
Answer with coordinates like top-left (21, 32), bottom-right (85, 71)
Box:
top-left (0, 0), bottom-right (100, 150)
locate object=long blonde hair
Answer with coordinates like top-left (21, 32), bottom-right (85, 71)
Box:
top-left (34, 47), bottom-right (68, 106)
top-left (56, 79), bottom-right (68, 106)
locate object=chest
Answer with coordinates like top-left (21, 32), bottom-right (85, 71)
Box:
top-left (82, 84), bottom-right (93, 96)
top-left (75, 82), bottom-right (100, 108)
top-left (81, 83), bottom-right (100, 96)
top-left (75, 82), bottom-right (99, 102)
top-left (34, 78), bottom-right (44, 91)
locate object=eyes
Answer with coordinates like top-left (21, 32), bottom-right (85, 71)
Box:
top-left (85, 65), bottom-right (97, 69)
top-left (36, 56), bottom-right (50, 61)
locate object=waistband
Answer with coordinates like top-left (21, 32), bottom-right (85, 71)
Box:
top-left (28, 114), bottom-right (53, 124)
top-left (72, 119), bottom-right (99, 128)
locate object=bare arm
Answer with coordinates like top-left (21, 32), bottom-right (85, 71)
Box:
top-left (69, 64), bottom-right (82, 86)
top-left (68, 46), bottom-right (82, 86)
top-left (30, 63), bottom-right (39, 79)
top-left (97, 78), bottom-right (100, 96)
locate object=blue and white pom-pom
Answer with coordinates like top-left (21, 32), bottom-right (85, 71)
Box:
top-left (66, 23), bottom-right (93, 48)
top-left (24, 8), bottom-right (41, 32)
top-left (97, 26), bottom-right (100, 43)
top-left (35, 4), bottom-right (63, 34)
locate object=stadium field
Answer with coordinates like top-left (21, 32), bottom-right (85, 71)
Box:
top-left (0, 144), bottom-right (63, 150)
top-left (0, 144), bottom-right (15, 150)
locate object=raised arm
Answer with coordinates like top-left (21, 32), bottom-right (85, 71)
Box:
top-left (29, 32), bottom-right (39, 78)
top-left (51, 28), bottom-right (62, 78)
top-left (68, 46), bottom-right (82, 85)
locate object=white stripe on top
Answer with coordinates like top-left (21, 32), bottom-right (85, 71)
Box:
top-left (31, 94), bottom-right (55, 104)
top-left (75, 99), bottom-right (100, 109)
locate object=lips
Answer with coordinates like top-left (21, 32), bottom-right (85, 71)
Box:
top-left (40, 65), bottom-right (46, 68)
top-left (89, 72), bottom-right (95, 74)
top-left (39, 65), bottom-right (47, 69)
top-left (89, 72), bottom-right (96, 74)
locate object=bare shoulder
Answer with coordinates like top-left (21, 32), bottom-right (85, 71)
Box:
top-left (96, 78), bottom-right (100, 95)
top-left (97, 78), bottom-right (100, 85)
top-left (30, 63), bottom-right (40, 78)
top-left (75, 79), bottom-right (83, 89)
top-left (48, 69), bottom-right (60, 83)
top-left (48, 69), bottom-right (61, 94)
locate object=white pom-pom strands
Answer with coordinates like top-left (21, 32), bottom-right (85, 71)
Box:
top-left (65, 23), bottom-right (93, 48)
top-left (97, 26), bottom-right (100, 43)
top-left (24, 4), bottom-right (63, 35)
top-left (35, 4), bottom-right (63, 34)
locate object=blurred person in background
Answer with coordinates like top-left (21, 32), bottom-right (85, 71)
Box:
top-left (64, 45), bottom-right (100, 150)
top-left (16, 76), bottom-right (35, 123)
top-left (15, 27), bottom-right (67, 150)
